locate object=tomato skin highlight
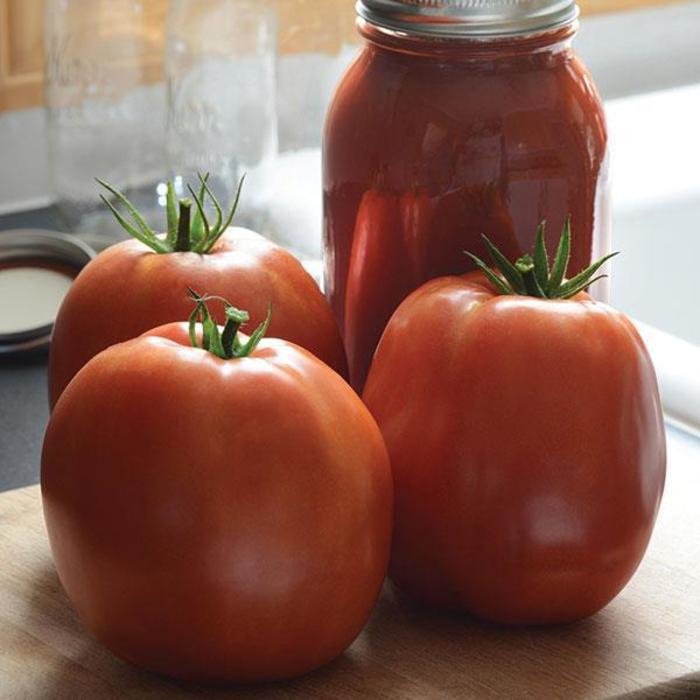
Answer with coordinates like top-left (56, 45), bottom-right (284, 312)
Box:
top-left (363, 271), bottom-right (666, 624)
top-left (48, 228), bottom-right (348, 409)
top-left (42, 324), bottom-right (392, 682)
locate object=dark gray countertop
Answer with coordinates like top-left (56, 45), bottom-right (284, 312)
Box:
top-left (0, 207), bottom-right (63, 492)
top-left (0, 354), bottom-right (48, 491)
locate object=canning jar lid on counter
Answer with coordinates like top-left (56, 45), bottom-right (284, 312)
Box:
top-left (0, 230), bottom-right (96, 356)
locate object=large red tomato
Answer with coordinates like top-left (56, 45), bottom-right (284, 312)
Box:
top-left (49, 179), bottom-right (346, 408)
top-left (363, 227), bottom-right (666, 624)
top-left (42, 301), bottom-right (392, 682)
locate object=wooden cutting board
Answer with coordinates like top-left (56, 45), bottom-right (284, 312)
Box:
top-left (1, 428), bottom-right (699, 700)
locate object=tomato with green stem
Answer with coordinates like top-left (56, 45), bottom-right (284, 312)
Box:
top-left (49, 175), bottom-right (347, 408)
top-left (42, 294), bottom-right (392, 682)
top-left (363, 221), bottom-right (666, 624)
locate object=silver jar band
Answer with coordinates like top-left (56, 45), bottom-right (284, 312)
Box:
top-left (356, 0), bottom-right (580, 38)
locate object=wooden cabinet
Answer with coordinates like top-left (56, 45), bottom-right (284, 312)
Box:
top-left (0, 0), bottom-right (44, 111)
top-left (0, 0), bottom-right (168, 112)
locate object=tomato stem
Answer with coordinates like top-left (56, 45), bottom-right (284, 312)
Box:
top-left (96, 174), bottom-right (245, 255)
top-left (187, 289), bottom-right (272, 360)
top-left (466, 219), bottom-right (619, 300)
top-left (515, 255), bottom-right (546, 297)
top-left (174, 199), bottom-right (192, 252)
top-left (221, 307), bottom-right (250, 359)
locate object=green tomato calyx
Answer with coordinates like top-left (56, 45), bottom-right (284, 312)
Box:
top-left (97, 172), bottom-right (245, 255)
top-left (466, 218), bottom-right (618, 300)
top-left (187, 289), bottom-right (271, 360)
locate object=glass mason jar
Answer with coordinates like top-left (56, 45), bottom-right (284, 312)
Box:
top-left (165, 0), bottom-right (277, 234)
top-left (45, 0), bottom-right (167, 249)
top-left (323, 0), bottom-right (611, 390)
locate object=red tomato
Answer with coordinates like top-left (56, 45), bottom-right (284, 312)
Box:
top-left (49, 227), bottom-right (347, 408)
top-left (42, 320), bottom-right (392, 682)
top-left (363, 270), bottom-right (666, 624)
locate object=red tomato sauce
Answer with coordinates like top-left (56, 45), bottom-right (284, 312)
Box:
top-left (323, 22), bottom-right (610, 390)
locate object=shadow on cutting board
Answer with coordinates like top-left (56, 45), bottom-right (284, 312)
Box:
top-left (20, 566), bottom-right (423, 700)
top-left (13, 543), bottom-right (683, 699)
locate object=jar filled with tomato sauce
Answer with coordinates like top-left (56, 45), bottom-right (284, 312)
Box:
top-left (324, 0), bottom-right (610, 390)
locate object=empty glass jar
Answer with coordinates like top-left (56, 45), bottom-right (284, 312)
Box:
top-left (165, 0), bottom-right (278, 233)
top-left (45, 0), bottom-right (167, 249)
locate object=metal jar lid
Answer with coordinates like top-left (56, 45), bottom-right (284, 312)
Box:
top-left (356, 0), bottom-right (579, 38)
top-left (0, 230), bottom-right (96, 356)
